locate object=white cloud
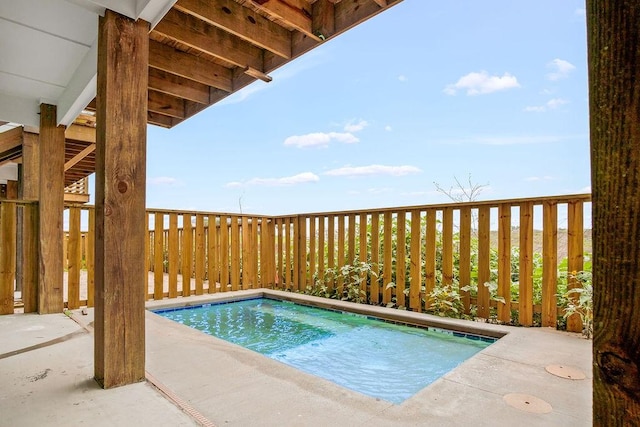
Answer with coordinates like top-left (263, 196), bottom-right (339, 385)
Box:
top-left (525, 176), bottom-right (554, 182)
top-left (149, 176), bottom-right (178, 185)
top-left (385, 125), bottom-right (392, 132)
top-left (283, 132), bottom-right (359, 148)
top-left (524, 106), bottom-right (546, 113)
top-left (547, 59), bottom-right (575, 81)
top-left (225, 172), bottom-right (319, 187)
top-left (524, 98), bottom-right (569, 112)
top-left (284, 119), bottom-right (368, 148)
top-left (547, 98), bottom-right (569, 109)
top-left (444, 71), bottom-right (520, 96)
top-left (324, 164), bottom-right (422, 177)
top-left (398, 75), bottom-right (408, 82)
top-left (344, 119), bottom-right (368, 133)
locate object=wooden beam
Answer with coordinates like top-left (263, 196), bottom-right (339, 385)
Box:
top-left (175, 0), bottom-right (292, 58)
top-left (38, 104), bottom-right (65, 314)
top-left (153, 8), bottom-right (263, 70)
top-left (250, 0), bottom-right (320, 40)
top-left (64, 144), bottom-right (96, 172)
top-left (148, 68), bottom-right (210, 104)
top-left (588, 0), bottom-right (640, 423)
top-left (148, 90), bottom-right (185, 119)
top-left (95, 9), bottom-right (148, 389)
top-left (65, 124), bottom-right (96, 143)
top-left (312, 0), bottom-right (335, 40)
top-left (149, 40), bottom-right (233, 92)
top-left (0, 126), bottom-right (23, 155)
top-left (147, 112), bottom-right (177, 128)
top-left (372, 0), bottom-right (388, 7)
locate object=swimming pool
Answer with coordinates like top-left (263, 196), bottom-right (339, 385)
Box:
top-left (154, 298), bottom-right (495, 404)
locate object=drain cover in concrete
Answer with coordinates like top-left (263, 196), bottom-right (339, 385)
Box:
top-left (503, 393), bottom-right (553, 414)
top-left (545, 364), bottom-right (586, 380)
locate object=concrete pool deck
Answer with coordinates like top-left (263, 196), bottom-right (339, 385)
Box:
top-left (1, 289), bottom-right (592, 426)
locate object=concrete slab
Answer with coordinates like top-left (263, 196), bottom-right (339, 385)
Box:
top-left (0, 313), bottom-right (196, 426)
top-left (144, 290), bottom-right (593, 426)
top-left (1, 290), bottom-right (593, 426)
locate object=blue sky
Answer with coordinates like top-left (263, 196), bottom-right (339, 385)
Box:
top-left (141, 0), bottom-right (589, 216)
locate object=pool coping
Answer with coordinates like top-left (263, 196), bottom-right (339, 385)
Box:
top-left (146, 288), bottom-right (511, 340)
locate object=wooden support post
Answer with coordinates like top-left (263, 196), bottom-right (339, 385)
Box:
top-left (21, 132), bottom-right (39, 312)
top-left (0, 202), bottom-right (16, 314)
top-left (38, 104), bottom-right (65, 314)
top-left (94, 10), bottom-right (149, 389)
top-left (587, 1), bottom-right (640, 422)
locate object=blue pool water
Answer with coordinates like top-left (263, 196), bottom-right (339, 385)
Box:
top-left (155, 298), bottom-right (494, 404)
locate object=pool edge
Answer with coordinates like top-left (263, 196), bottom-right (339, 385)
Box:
top-left (145, 288), bottom-right (510, 340)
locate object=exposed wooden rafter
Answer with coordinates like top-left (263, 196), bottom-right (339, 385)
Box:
top-left (77, 0), bottom-right (403, 130)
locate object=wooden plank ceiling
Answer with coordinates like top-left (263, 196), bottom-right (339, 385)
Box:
top-left (1, 0), bottom-right (401, 187)
top-left (89, 0), bottom-right (402, 128)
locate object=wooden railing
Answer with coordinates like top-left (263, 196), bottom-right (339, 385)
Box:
top-left (2, 194), bottom-right (592, 333)
top-left (144, 209), bottom-right (276, 300)
top-left (64, 177), bottom-right (90, 204)
top-left (0, 200), bottom-right (38, 314)
top-left (272, 194), bottom-right (591, 331)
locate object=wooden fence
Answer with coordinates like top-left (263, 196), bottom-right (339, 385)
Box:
top-left (1, 194), bottom-right (591, 331)
top-left (273, 194), bottom-right (590, 330)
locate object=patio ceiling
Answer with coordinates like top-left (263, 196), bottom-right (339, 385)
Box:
top-left (0, 0), bottom-right (402, 130)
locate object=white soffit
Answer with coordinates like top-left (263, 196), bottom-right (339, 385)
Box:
top-left (0, 0), bottom-right (175, 129)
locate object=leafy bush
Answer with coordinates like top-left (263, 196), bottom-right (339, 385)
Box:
top-left (425, 284), bottom-right (465, 318)
top-left (305, 259), bottom-right (377, 304)
top-left (561, 271), bottom-right (593, 338)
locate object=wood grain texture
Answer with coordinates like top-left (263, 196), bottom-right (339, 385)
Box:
top-left (230, 216), bottom-right (239, 291)
top-left (395, 211), bottom-right (406, 308)
top-left (86, 208), bottom-right (95, 307)
top-left (359, 213), bottom-right (368, 295)
top-left (21, 203), bottom-right (38, 313)
top-left (477, 206), bottom-right (491, 319)
top-left (370, 213), bottom-right (380, 304)
top-left (182, 215), bottom-right (193, 295)
top-left (541, 202), bottom-right (557, 327)
top-left (424, 210), bottom-right (436, 307)
top-left (459, 207), bottom-right (471, 313)
top-left (219, 215), bottom-right (229, 290)
top-left (297, 216), bottom-right (307, 290)
top-left (154, 213), bottom-right (164, 300)
top-left (518, 202), bottom-right (534, 326)
top-left (567, 200), bottom-right (584, 332)
top-left (0, 202), bottom-right (16, 314)
top-left (207, 215), bottom-right (217, 292)
top-left (67, 207), bottom-right (81, 309)
top-left (168, 214), bottom-right (179, 297)
top-left (94, 10), bottom-right (148, 388)
top-left (38, 103), bottom-right (65, 314)
top-left (382, 212), bottom-right (392, 304)
top-left (497, 204), bottom-right (512, 323)
top-left (442, 208), bottom-right (454, 286)
top-left (194, 215), bottom-right (205, 294)
top-left (409, 210), bottom-right (422, 311)
top-left (588, 1), bottom-right (640, 422)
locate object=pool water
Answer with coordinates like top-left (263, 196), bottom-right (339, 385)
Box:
top-left (155, 298), bottom-right (494, 404)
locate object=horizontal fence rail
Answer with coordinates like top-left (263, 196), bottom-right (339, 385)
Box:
top-left (2, 194), bottom-right (592, 333)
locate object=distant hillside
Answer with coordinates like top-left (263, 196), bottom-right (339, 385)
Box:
top-left (489, 228), bottom-right (592, 260)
